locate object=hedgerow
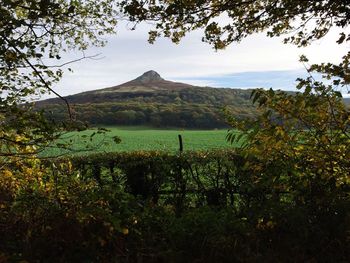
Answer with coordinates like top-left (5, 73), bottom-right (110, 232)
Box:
top-left (0, 149), bottom-right (344, 262)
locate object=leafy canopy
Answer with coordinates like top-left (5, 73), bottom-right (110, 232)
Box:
top-left (0, 0), bottom-right (118, 157)
top-left (119, 0), bottom-right (350, 48)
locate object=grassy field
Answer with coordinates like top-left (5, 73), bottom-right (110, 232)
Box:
top-left (43, 126), bottom-right (242, 156)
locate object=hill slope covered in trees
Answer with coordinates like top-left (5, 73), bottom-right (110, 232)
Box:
top-left (37, 70), bottom-right (258, 128)
top-left (37, 70), bottom-right (350, 128)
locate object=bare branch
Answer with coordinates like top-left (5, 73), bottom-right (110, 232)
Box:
top-left (46, 53), bottom-right (104, 68)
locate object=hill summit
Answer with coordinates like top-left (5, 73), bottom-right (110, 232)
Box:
top-left (93, 70), bottom-right (194, 94)
top-left (135, 70), bottom-right (163, 83)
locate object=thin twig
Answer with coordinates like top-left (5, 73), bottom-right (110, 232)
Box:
top-left (46, 53), bottom-right (103, 68)
top-left (1, 34), bottom-right (73, 119)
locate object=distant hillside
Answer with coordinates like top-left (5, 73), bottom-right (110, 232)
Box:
top-left (36, 70), bottom-right (350, 128)
top-left (36, 70), bottom-right (258, 128)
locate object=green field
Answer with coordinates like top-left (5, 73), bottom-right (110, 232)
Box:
top-left (43, 126), bottom-right (241, 156)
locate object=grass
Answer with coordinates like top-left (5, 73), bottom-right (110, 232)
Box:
top-left (42, 126), bottom-right (242, 157)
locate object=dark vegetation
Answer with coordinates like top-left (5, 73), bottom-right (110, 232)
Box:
top-left (1, 150), bottom-right (349, 262)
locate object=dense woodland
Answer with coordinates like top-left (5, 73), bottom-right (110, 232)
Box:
top-left (37, 85), bottom-right (258, 128)
top-left (37, 84), bottom-right (350, 128)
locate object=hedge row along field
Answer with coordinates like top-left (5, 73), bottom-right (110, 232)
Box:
top-left (7, 149), bottom-right (342, 262)
top-left (49, 150), bottom-right (255, 210)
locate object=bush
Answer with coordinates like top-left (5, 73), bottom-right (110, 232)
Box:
top-left (1, 148), bottom-right (349, 262)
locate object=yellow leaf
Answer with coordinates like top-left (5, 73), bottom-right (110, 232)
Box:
top-left (121, 228), bottom-right (129, 235)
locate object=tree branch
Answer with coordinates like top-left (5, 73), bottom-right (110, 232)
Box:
top-left (0, 34), bottom-right (73, 120)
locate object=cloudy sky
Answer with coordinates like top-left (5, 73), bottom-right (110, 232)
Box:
top-left (48, 21), bottom-right (348, 99)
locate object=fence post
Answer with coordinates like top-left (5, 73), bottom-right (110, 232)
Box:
top-left (178, 134), bottom-right (183, 153)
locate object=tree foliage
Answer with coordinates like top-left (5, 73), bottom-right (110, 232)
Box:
top-left (0, 0), bottom-right (118, 157)
top-left (120, 0), bottom-right (350, 48)
top-left (0, 6), bottom-right (122, 259)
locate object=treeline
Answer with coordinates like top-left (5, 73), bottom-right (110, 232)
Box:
top-left (57, 86), bottom-right (254, 105)
top-left (36, 87), bottom-right (258, 128)
top-left (43, 102), bottom-right (257, 128)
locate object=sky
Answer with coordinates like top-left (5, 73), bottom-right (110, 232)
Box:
top-left (46, 21), bottom-right (349, 99)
